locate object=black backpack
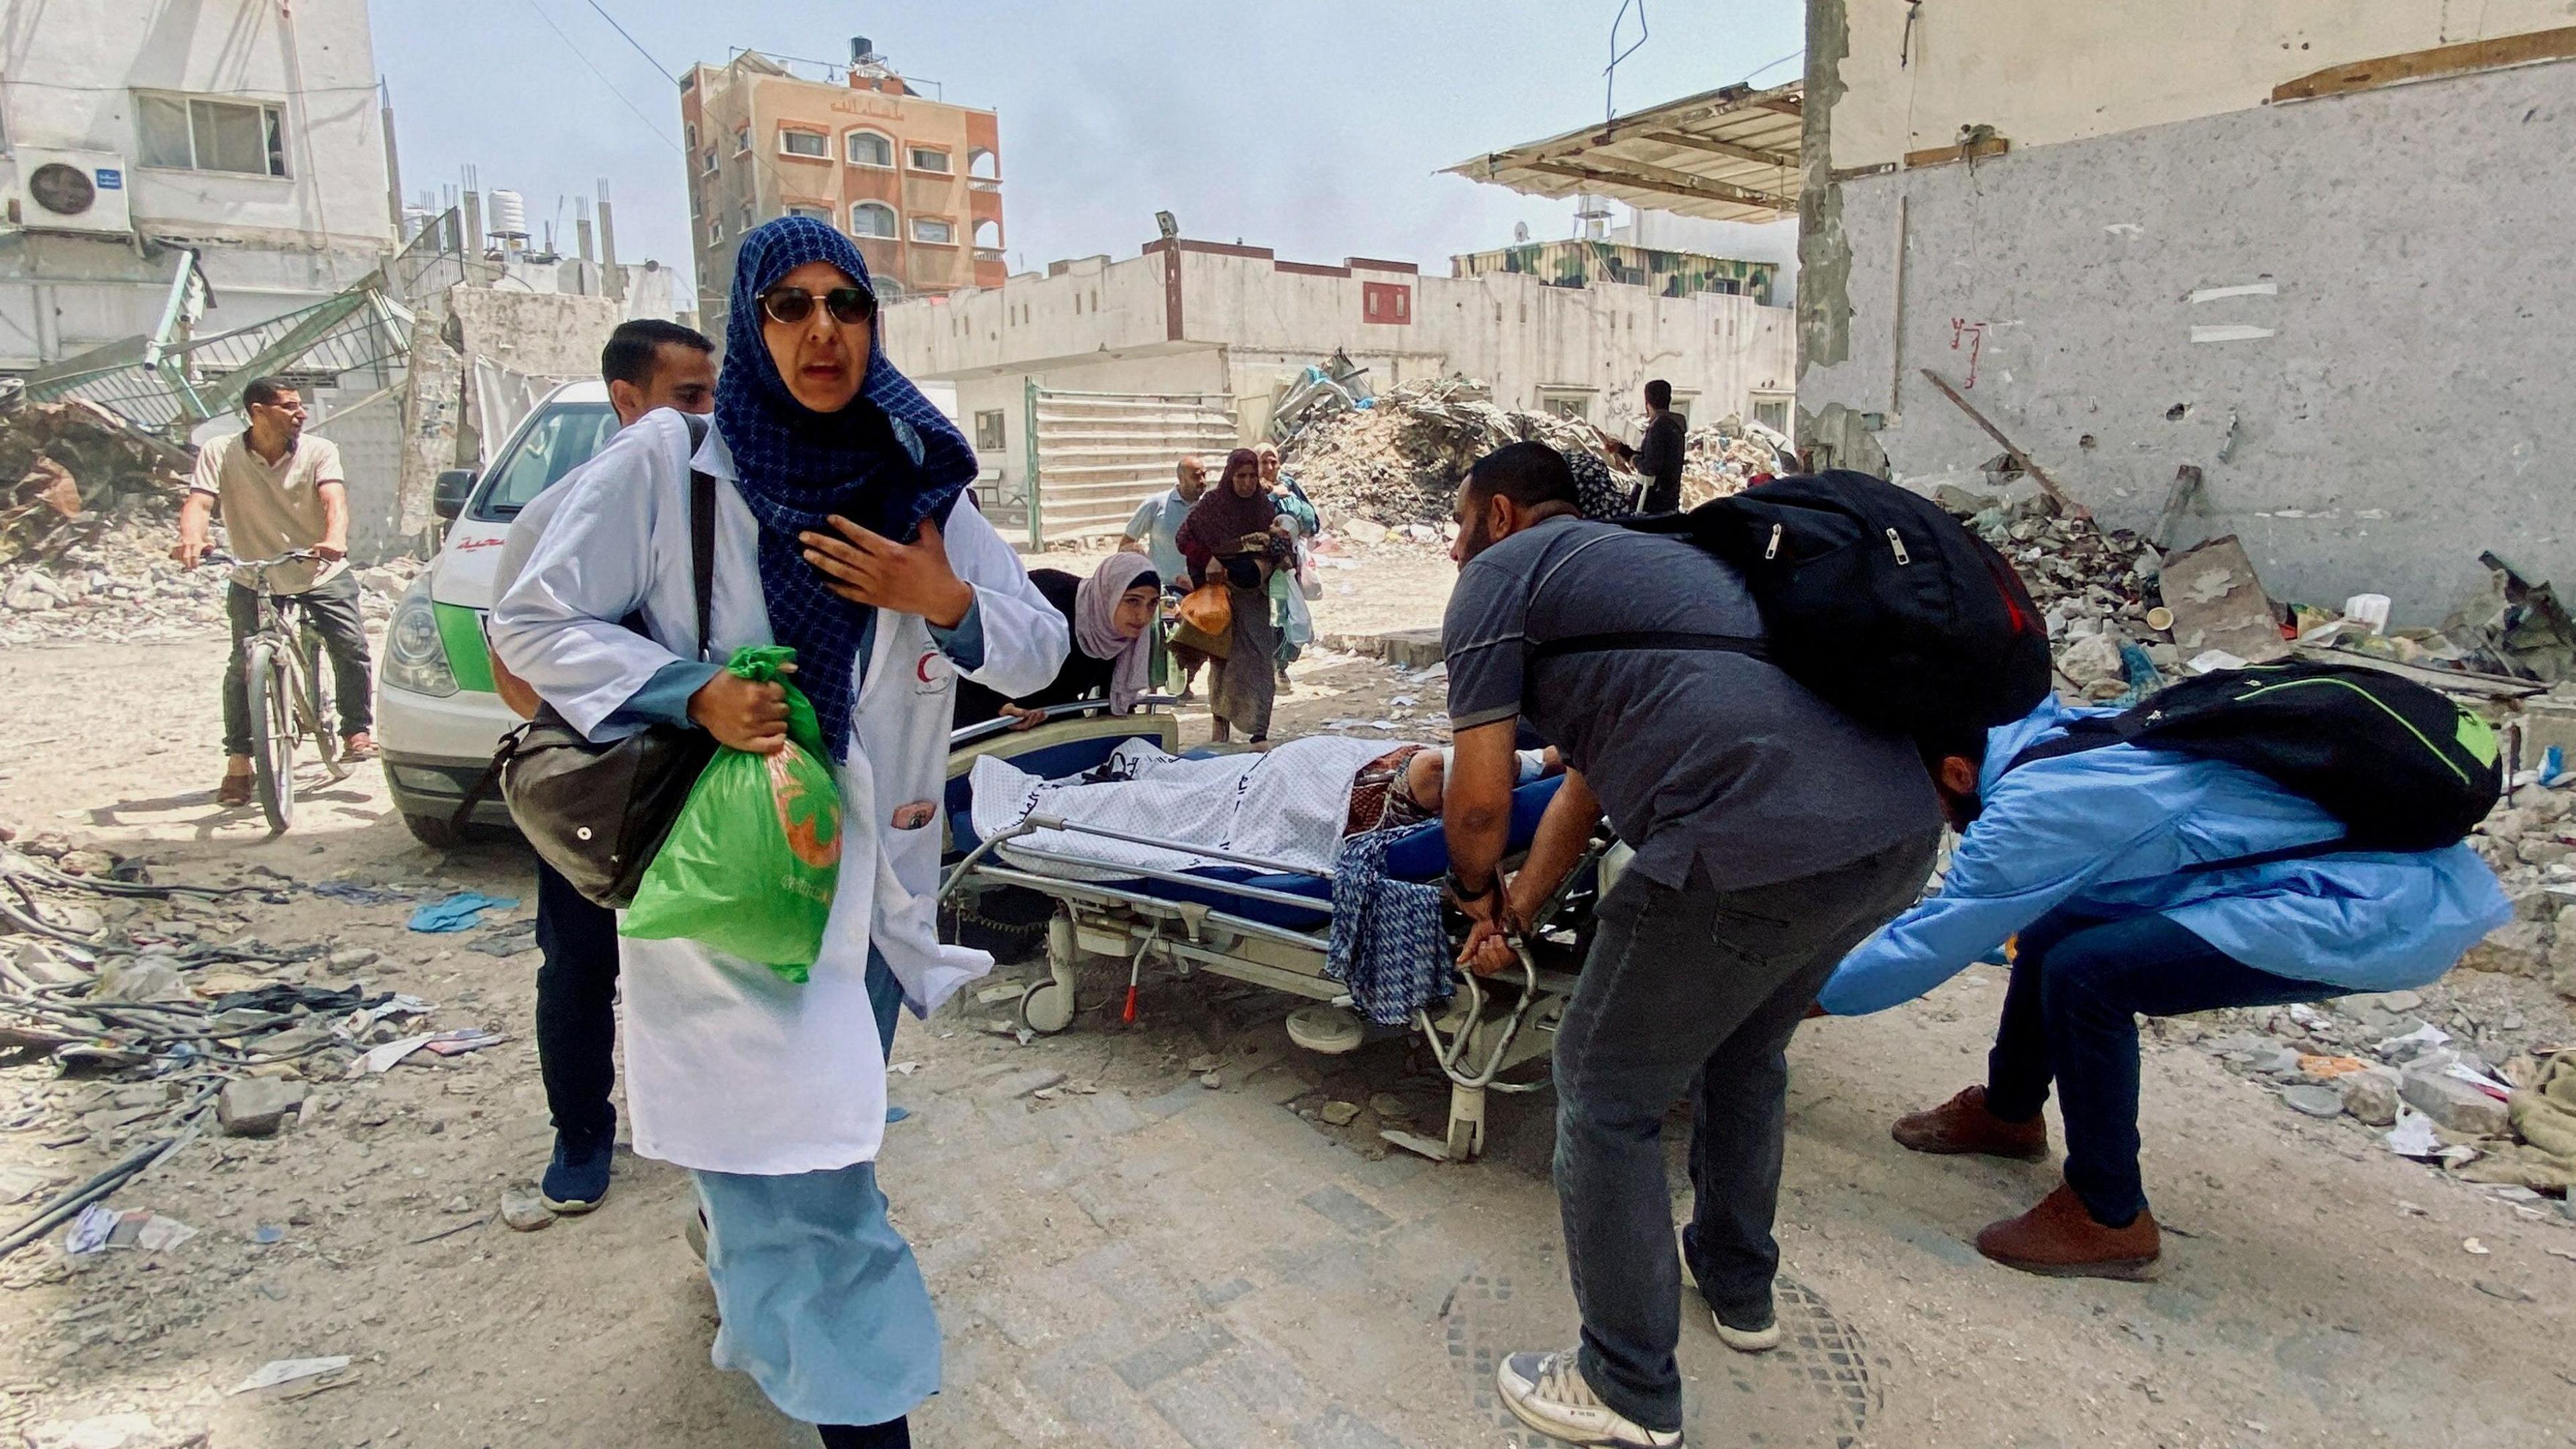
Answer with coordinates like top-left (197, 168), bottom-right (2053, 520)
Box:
top-left (2008, 661), bottom-right (2501, 854)
top-left (1539, 470), bottom-right (2052, 743)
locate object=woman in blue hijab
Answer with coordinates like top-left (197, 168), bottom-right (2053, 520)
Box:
top-left (490, 217), bottom-right (1069, 1449)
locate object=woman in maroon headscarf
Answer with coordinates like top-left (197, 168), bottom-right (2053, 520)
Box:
top-left (1175, 447), bottom-right (1289, 743)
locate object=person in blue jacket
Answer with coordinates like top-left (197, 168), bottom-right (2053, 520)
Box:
top-left (1821, 693), bottom-right (2508, 1281)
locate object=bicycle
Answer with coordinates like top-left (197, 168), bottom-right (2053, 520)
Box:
top-left (205, 549), bottom-right (349, 832)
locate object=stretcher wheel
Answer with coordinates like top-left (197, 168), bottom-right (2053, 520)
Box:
top-left (1020, 979), bottom-right (1077, 1034)
top-left (1446, 1115), bottom-right (1481, 1163)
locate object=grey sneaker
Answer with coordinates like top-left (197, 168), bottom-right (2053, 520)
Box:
top-left (1677, 1223), bottom-right (1781, 1353)
top-left (1494, 1349), bottom-right (1681, 1447)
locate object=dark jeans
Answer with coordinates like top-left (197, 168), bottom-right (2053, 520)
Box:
top-left (1986, 910), bottom-right (2319, 1228)
top-left (817, 1418), bottom-right (908, 1448)
top-left (535, 852), bottom-right (910, 1147)
top-left (534, 857), bottom-right (622, 1145)
top-left (1639, 475), bottom-right (1682, 515)
top-left (222, 572), bottom-right (373, 755)
top-left (1556, 833), bottom-right (1939, 1433)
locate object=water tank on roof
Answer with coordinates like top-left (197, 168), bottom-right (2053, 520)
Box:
top-left (488, 189), bottom-right (529, 244)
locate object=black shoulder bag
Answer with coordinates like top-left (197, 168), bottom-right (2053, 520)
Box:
top-left (478, 439), bottom-right (721, 908)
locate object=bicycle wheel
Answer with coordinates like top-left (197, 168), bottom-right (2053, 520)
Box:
top-left (247, 644), bottom-right (298, 833)
top-left (296, 629), bottom-right (344, 777)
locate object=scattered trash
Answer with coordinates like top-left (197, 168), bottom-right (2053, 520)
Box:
top-left (350, 1027), bottom-right (504, 1075)
top-left (498, 1185), bottom-right (552, 1232)
top-left (2463, 1237), bottom-right (2491, 1255)
top-left (63, 1201), bottom-right (120, 1255)
top-left (2475, 1278), bottom-right (2536, 1303)
top-left (227, 1355), bottom-right (354, 1395)
top-left (134, 1213), bottom-right (197, 1251)
top-left (250, 1224), bottom-right (286, 1245)
top-left (405, 891), bottom-right (519, 933)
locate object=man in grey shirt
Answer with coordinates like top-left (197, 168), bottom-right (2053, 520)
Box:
top-left (1440, 442), bottom-right (1942, 1448)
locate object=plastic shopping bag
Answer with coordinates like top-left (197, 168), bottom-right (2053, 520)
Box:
top-left (621, 645), bottom-right (842, 981)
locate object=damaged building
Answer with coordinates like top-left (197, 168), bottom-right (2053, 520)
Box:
top-left (1793, 1), bottom-right (2576, 620)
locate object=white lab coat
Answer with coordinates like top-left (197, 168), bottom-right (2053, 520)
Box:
top-left (490, 409), bottom-right (1067, 1174)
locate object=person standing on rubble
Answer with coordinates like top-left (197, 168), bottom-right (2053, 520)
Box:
top-left (482, 318), bottom-right (716, 1216)
top-left (1818, 693), bottom-right (2507, 1281)
top-left (491, 217), bottom-right (1066, 1448)
top-left (1440, 441), bottom-right (1944, 1448)
top-left (173, 376), bottom-right (379, 806)
top-left (1593, 379), bottom-right (1688, 515)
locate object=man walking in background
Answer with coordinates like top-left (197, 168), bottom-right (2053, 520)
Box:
top-left (1438, 442), bottom-right (1943, 1446)
top-left (1595, 378), bottom-right (1688, 515)
top-left (174, 376), bottom-right (377, 806)
top-left (486, 318), bottom-right (716, 1214)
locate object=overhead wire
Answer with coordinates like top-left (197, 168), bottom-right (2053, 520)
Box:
top-left (515, 0), bottom-right (680, 150)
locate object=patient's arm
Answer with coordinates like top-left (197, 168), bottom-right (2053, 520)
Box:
top-left (1505, 769), bottom-right (1599, 931)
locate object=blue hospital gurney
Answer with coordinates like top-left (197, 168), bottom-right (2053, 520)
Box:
top-left (941, 700), bottom-right (1605, 1162)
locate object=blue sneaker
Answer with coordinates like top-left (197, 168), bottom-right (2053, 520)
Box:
top-left (541, 1129), bottom-right (614, 1214)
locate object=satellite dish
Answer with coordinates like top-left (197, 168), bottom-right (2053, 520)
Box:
top-left (1513, 221), bottom-right (1531, 244)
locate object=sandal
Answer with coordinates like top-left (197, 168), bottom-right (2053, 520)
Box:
top-left (338, 732), bottom-right (380, 763)
top-left (216, 773), bottom-right (254, 808)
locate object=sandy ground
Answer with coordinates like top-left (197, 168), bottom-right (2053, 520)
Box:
top-left (1, 547), bottom-right (2573, 1449)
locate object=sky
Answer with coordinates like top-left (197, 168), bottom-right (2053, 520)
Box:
top-left (369, 0), bottom-right (1806, 297)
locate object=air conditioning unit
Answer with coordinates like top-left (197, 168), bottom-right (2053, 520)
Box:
top-left (7, 149), bottom-right (134, 236)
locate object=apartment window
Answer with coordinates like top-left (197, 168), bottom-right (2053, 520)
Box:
top-left (907, 146), bottom-right (951, 174)
top-left (973, 410), bottom-right (1006, 452)
top-left (708, 218), bottom-right (722, 246)
top-left (733, 125), bottom-right (750, 154)
top-left (1362, 281), bottom-right (1412, 325)
top-left (780, 128), bottom-right (828, 158)
top-left (785, 203), bottom-right (831, 221)
top-left (851, 202), bottom-right (898, 239)
top-left (910, 216), bottom-right (955, 246)
top-left (686, 123), bottom-right (698, 150)
top-left (847, 131), bottom-right (894, 168)
top-left (1536, 388), bottom-right (1596, 421)
top-left (136, 93), bottom-right (288, 177)
top-left (1751, 393), bottom-right (1792, 434)
top-left (738, 203), bottom-right (753, 231)
top-left (700, 148), bottom-right (717, 174)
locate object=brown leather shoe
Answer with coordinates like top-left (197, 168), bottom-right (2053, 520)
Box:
top-left (1892, 1085), bottom-right (2050, 1161)
top-left (1976, 1183), bottom-right (2162, 1281)
top-left (215, 772), bottom-right (254, 808)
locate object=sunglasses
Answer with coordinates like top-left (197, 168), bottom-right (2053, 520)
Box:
top-left (759, 285), bottom-right (877, 327)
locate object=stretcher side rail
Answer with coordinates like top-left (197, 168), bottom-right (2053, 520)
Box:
top-left (949, 695), bottom-right (1185, 750)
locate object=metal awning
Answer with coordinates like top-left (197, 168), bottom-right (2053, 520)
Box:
top-left (1442, 80), bottom-right (1803, 223)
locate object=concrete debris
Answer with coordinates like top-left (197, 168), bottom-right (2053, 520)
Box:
top-left (1319, 1100), bottom-right (1360, 1126)
top-left (216, 1078), bottom-right (309, 1138)
top-left (0, 398), bottom-right (187, 566)
top-left (2339, 1068), bottom-right (2402, 1127)
top-left (2280, 1083), bottom-right (2345, 1118)
top-left (1281, 377), bottom-right (1781, 529)
top-left (1936, 487), bottom-right (2165, 701)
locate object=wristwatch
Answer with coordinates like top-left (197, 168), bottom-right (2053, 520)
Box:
top-left (1444, 868), bottom-right (1499, 908)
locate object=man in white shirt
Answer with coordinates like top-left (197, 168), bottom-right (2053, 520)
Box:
top-left (486, 319), bottom-right (716, 1215)
top-left (173, 378), bottom-right (373, 807)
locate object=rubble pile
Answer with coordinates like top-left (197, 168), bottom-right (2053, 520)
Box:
top-left (1939, 485), bottom-right (2170, 702)
top-left (0, 397), bottom-right (189, 567)
top-left (3, 537), bottom-right (418, 647)
top-left (1283, 379), bottom-right (1605, 528)
top-left (1678, 422), bottom-right (1791, 508)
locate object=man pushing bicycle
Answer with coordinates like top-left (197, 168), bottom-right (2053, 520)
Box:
top-left (173, 376), bottom-right (378, 808)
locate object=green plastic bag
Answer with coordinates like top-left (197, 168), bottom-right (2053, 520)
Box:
top-left (621, 646), bottom-right (841, 982)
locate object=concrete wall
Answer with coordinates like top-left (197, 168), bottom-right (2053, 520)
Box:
top-left (1826, 0), bottom-right (2575, 169)
top-left (0, 0), bottom-right (393, 366)
top-left (1796, 54), bottom-right (2576, 621)
top-left (888, 238), bottom-right (1797, 455)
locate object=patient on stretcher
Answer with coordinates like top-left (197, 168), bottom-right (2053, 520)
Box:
top-left (964, 735), bottom-right (1559, 883)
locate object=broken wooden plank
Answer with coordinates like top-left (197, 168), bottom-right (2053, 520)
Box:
top-left (2291, 644), bottom-right (2548, 701)
top-left (1903, 135), bottom-right (2010, 169)
top-left (2271, 26), bottom-right (2576, 102)
top-left (1918, 368), bottom-right (2088, 520)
